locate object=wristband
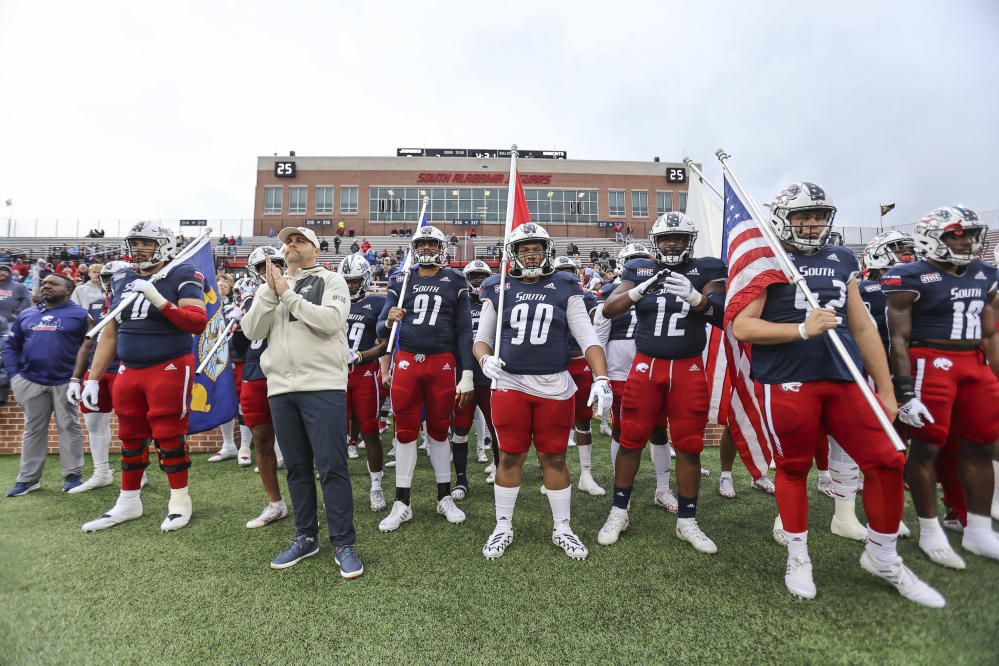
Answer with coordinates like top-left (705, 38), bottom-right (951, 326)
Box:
top-left (593, 375), bottom-right (610, 382)
top-left (892, 375), bottom-right (915, 403)
top-left (797, 322), bottom-right (810, 341)
top-left (627, 287), bottom-right (643, 303)
top-left (70, 378), bottom-right (81, 383)
top-left (356, 350), bottom-right (364, 364)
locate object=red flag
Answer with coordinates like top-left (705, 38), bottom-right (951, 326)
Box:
top-left (511, 171), bottom-right (531, 229)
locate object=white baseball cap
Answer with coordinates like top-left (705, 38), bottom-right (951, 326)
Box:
top-left (278, 226), bottom-right (319, 247)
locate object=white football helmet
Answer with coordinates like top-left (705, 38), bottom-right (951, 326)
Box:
top-left (125, 221), bottom-right (176, 270)
top-left (827, 231), bottom-right (844, 246)
top-left (99, 260), bottom-right (133, 294)
top-left (650, 212), bottom-right (698, 266)
top-left (913, 205), bottom-right (984, 266)
top-left (552, 256), bottom-right (580, 273)
top-left (863, 230), bottom-right (916, 271)
top-left (506, 223), bottom-right (555, 278)
top-left (618, 242), bottom-right (652, 263)
top-left (233, 276), bottom-right (256, 299)
top-left (410, 225), bottom-right (449, 267)
top-left (462, 259), bottom-right (492, 289)
top-left (339, 253), bottom-right (373, 302)
top-left (247, 246), bottom-right (286, 285)
top-left (769, 182), bottom-right (837, 253)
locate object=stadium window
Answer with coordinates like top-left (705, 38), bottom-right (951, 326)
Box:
top-left (609, 190), bottom-right (626, 217)
top-left (264, 187), bottom-right (282, 214)
top-left (679, 191), bottom-right (688, 213)
top-left (289, 187), bottom-right (307, 214)
top-left (340, 186), bottom-right (359, 215)
top-left (315, 186), bottom-right (334, 214)
top-left (631, 190), bottom-right (649, 217)
top-left (656, 191), bottom-right (673, 216)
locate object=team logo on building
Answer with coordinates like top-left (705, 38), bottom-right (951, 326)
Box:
top-left (932, 358), bottom-right (953, 371)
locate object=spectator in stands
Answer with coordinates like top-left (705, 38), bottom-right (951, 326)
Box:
top-left (337, 220), bottom-right (346, 237)
top-left (10, 258), bottom-right (27, 279)
top-left (449, 234), bottom-right (458, 247)
top-left (589, 248), bottom-right (599, 264)
top-left (68, 245), bottom-right (79, 257)
top-left (379, 249), bottom-right (389, 259)
top-left (269, 228), bottom-right (277, 238)
top-left (390, 229), bottom-right (399, 237)
top-left (469, 226), bottom-right (477, 239)
top-left (333, 236), bottom-right (341, 254)
top-left (71, 264), bottom-right (103, 309)
top-left (348, 227), bottom-right (356, 238)
top-left (626, 225), bottom-right (633, 241)
top-left (614, 223), bottom-right (623, 242)
top-left (586, 270), bottom-right (603, 291)
top-left (229, 235), bottom-right (237, 246)
top-left (0, 264), bottom-right (31, 336)
top-left (403, 228), bottom-right (412, 237)
top-left (236, 235), bottom-right (243, 246)
top-left (396, 246), bottom-right (405, 262)
top-left (60, 245), bottom-right (70, 261)
top-left (320, 238), bottom-right (329, 252)
top-left (360, 238), bottom-right (371, 253)
top-left (364, 248), bottom-right (376, 265)
top-left (566, 242), bottom-right (579, 257)
top-left (350, 240), bottom-right (359, 254)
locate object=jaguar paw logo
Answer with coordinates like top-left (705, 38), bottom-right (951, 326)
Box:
top-left (397, 360), bottom-right (410, 370)
top-left (932, 358), bottom-right (953, 371)
top-left (780, 382), bottom-right (802, 392)
top-left (636, 362), bottom-right (649, 372)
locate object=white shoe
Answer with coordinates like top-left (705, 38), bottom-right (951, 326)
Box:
top-left (485, 469), bottom-right (496, 484)
top-left (752, 476), bottom-right (776, 494)
top-left (773, 515), bottom-right (789, 546)
top-left (992, 496), bottom-right (999, 522)
top-left (208, 447), bottom-right (237, 462)
top-left (347, 445), bottom-right (359, 459)
top-left (378, 501), bottom-right (413, 532)
top-left (385, 460), bottom-right (396, 468)
top-left (962, 529), bottom-right (999, 561)
top-left (161, 494), bottom-right (192, 531)
top-left (484, 462), bottom-right (496, 474)
top-left (67, 470), bottom-right (114, 494)
top-left (436, 495), bottom-right (466, 524)
top-left (597, 506), bottom-right (629, 545)
top-left (599, 422), bottom-right (613, 437)
top-left (919, 535), bottom-right (966, 570)
top-left (567, 437), bottom-right (576, 448)
top-left (552, 528), bottom-right (588, 560)
top-left (276, 459), bottom-right (285, 469)
top-left (140, 471), bottom-right (148, 488)
top-left (700, 467), bottom-right (710, 477)
top-left (539, 485), bottom-right (548, 496)
top-left (357, 440), bottom-right (365, 449)
top-left (483, 527), bottom-right (514, 559)
top-left (387, 446), bottom-right (396, 458)
top-left (817, 476), bottom-right (835, 498)
top-left (859, 551), bottom-right (946, 608)
top-left (831, 513), bottom-right (868, 542)
top-left (942, 514), bottom-right (965, 534)
top-left (82, 498), bottom-right (143, 532)
top-left (654, 487), bottom-right (678, 513)
top-left (676, 518), bottom-right (717, 554)
top-left (769, 459), bottom-right (776, 470)
top-left (246, 501), bottom-right (288, 528)
top-left (476, 447), bottom-right (489, 463)
top-left (719, 476), bottom-right (736, 499)
top-left (785, 556), bottom-right (816, 599)
top-left (237, 448), bottom-right (252, 467)
top-left (898, 521), bottom-right (911, 538)
top-left (370, 487), bottom-right (387, 511)
top-left (578, 473), bottom-right (606, 496)
top-left (451, 483), bottom-right (468, 501)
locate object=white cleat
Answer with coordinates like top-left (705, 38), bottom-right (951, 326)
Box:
top-left (208, 448), bottom-right (237, 463)
top-left (237, 448), bottom-right (252, 467)
top-left (898, 521), bottom-right (911, 538)
top-left (357, 440), bottom-right (365, 449)
top-left (436, 495), bottom-right (466, 524)
top-left (599, 422), bottom-right (613, 437)
top-left (378, 501), bottom-right (413, 532)
top-left (676, 518), bottom-right (718, 554)
top-left (962, 530), bottom-right (999, 561)
top-left (578, 473), bottom-right (606, 496)
top-left (161, 494), bottom-right (193, 532)
top-left (942, 514), bottom-right (965, 534)
top-left (859, 551), bottom-right (946, 608)
top-left (597, 506), bottom-right (630, 546)
top-left (831, 514), bottom-right (868, 542)
top-left (773, 515), bottom-right (789, 546)
top-left (484, 462), bottom-right (496, 474)
top-left (769, 459), bottom-right (776, 470)
top-left (785, 556), bottom-right (817, 599)
top-left (385, 460), bottom-right (397, 468)
top-left (67, 470), bottom-right (115, 494)
top-left (654, 488), bottom-right (678, 513)
top-left (482, 527), bottom-right (514, 559)
top-left (719, 476), bottom-right (736, 499)
top-left (992, 497), bottom-right (999, 522)
top-left (919, 539), bottom-right (966, 570)
top-left (476, 447), bottom-right (489, 463)
top-left (700, 467), bottom-right (710, 477)
top-left (347, 445), bottom-right (359, 459)
top-left (485, 469), bottom-right (496, 484)
top-left (567, 437), bottom-right (576, 448)
top-left (552, 528), bottom-right (588, 560)
top-left (752, 476), bottom-right (776, 494)
top-left (451, 484), bottom-right (468, 501)
top-left (246, 501), bottom-right (288, 528)
top-left (387, 445), bottom-right (396, 458)
top-left (140, 471), bottom-right (148, 488)
top-left (82, 499), bottom-right (143, 532)
top-left (369, 487), bottom-right (387, 511)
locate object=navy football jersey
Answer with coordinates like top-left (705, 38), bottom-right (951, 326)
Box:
top-left (568, 290), bottom-right (598, 354)
top-left (110, 264), bottom-right (205, 368)
top-left (240, 295), bottom-right (268, 382)
top-left (858, 279), bottom-right (889, 353)
top-left (882, 259), bottom-right (998, 341)
top-left (86, 296), bottom-right (120, 374)
top-left (468, 292), bottom-right (489, 386)
top-left (751, 245), bottom-right (863, 384)
top-left (482, 271), bottom-right (581, 374)
top-left (346, 293), bottom-right (386, 354)
top-left (622, 256), bottom-right (726, 359)
top-left (377, 267), bottom-right (474, 371)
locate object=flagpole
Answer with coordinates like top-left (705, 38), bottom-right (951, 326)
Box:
top-left (385, 196), bottom-right (430, 352)
top-left (682, 158), bottom-right (723, 200)
top-left (490, 145), bottom-right (519, 390)
top-left (715, 149), bottom-right (905, 453)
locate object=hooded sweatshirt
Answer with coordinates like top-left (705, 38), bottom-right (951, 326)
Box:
top-left (0, 266), bottom-right (32, 326)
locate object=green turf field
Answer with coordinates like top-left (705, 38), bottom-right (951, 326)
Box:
top-left (2, 430), bottom-right (997, 665)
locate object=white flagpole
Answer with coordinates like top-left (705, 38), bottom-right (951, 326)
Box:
top-left (85, 227), bottom-right (213, 339)
top-left (682, 157), bottom-right (723, 200)
top-left (386, 196), bottom-right (430, 352)
top-left (715, 149), bottom-right (905, 452)
top-left (490, 145), bottom-right (519, 390)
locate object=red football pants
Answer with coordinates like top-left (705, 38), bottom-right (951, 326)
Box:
top-left (909, 347), bottom-right (999, 446)
top-left (390, 350), bottom-right (456, 443)
top-left (620, 354), bottom-right (707, 453)
top-left (490, 388), bottom-right (574, 455)
top-left (347, 361), bottom-right (381, 437)
top-left (568, 357), bottom-right (594, 424)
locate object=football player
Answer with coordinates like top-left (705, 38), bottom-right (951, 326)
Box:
top-left (340, 254), bottom-right (389, 510)
top-left (207, 274), bottom-right (249, 466)
top-left (376, 225), bottom-right (475, 531)
top-left (81, 222), bottom-right (208, 533)
top-left (475, 223), bottom-right (612, 559)
top-left (884, 206), bottom-right (999, 568)
top-left (598, 212), bottom-right (725, 553)
top-left (732, 183), bottom-right (942, 606)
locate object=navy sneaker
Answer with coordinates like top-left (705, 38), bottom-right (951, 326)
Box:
top-left (334, 544), bottom-right (364, 579)
top-left (62, 474), bottom-right (83, 492)
top-left (270, 536), bottom-right (319, 570)
top-left (6, 481), bottom-right (40, 497)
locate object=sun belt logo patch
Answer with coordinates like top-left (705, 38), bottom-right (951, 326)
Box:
top-left (920, 273), bottom-right (941, 283)
top-left (932, 357), bottom-right (952, 371)
top-left (780, 382), bottom-right (802, 392)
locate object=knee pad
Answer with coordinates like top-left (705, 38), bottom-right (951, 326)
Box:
top-left (574, 424), bottom-right (591, 435)
top-left (120, 438), bottom-right (152, 471)
top-left (155, 436), bottom-right (191, 473)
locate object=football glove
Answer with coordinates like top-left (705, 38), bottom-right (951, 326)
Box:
top-left (661, 272), bottom-right (703, 307)
top-left (898, 398), bottom-right (934, 428)
top-left (81, 379), bottom-right (101, 411)
top-left (479, 355), bottom-right (505, 381)
top-left (587, 378), bottom-right (613, 419)
top-left (66, 380), bottom-right (82, 406)
top-left (224, 303), bottom-right (243, 323)
top-left (628, 268), bottom-right (670, 302)
top-left (125, 278), bottom-right (166, 308)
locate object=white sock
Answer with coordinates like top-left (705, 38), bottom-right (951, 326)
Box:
top-left (474, 408), bottom-right (487, 448)
top-left (394, 441), bottom-right (418, 487)
top-left (117, 488), bottom-right (141, 506)
top-left (834, 498), bottom-right (859, 520)
top-left (828, 437), bottom-right (859, 501)
top-left (546, 486), bottom-right (572, 533)
top-left (273, 438), bottom-right (284, 465)
top-left (818, 469), bottom-right (831, 483)
top-left (918, 516), bottom-right (948, 547)
top-left (427, 436), bottom-right (453, 484)
top-left (650, 444), bottom-right (670, 492)
top-left (786, 530), bottom-right (808, 559)
top-left (239, 424), bottom-right (252, 448)
top-left (83, 412), bottom-right (113, 474)
top-left (494, 484), bottom-right (520, 530)
top-left (369, 470), bottom-right (384, 489)
top-left (720, 470), bottom-right (732, 481)
top-left (270, 498), bottom-right (285, 508)
top-left (220, 418), bottom-right (236, 450)
top-left (966, 512), bottom-right (992, 535)
top-left (611, 439), bottom-right (620, 473)
top-left (993, 460), bottom-right (999, 494)
top-left (865, 527), bottom-right (898, 562)
top-left (577, 443), bottom-right (592, 473)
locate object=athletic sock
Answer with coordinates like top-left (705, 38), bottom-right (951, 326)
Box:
top-left (396, 487), bottom-right (412, 505)
top-left (494, 484), bottom-right (520, 530)
top-left (474, 409), bottom-right (487, 449)
top-left (966, 512), bottom-right (993, 535)
top-left (369, 470), bottom-right (383, 490)
top-left (452, 433), bottom-right (468, 479)
top-left (720, 470), bottom-right (732, 481)
top-left (427, 436), bottom-right (453, 487)
top-left (611, 439), bottom-right (620, 473)
top-left (865, 527), bottom-right (899, 563)
top-left (650, 443), bottom-right (670, 492)
top-left (546, 486), bottom-right (572, 533)
top-left (436, 482), bottom-right (452, 501)
top-left (677, 494), bottom-right (698, 519)
top-left (786, 530), bottom-right (808, 559)
top-left (239, 424), bottom-right (252, 448)
top-left (577, 443), bottom-right (593, 474)
top-left (220, 418), bottom-right (236, 450)
top-left (83, 412), bottom-right (113, 475)
top-left (612, 485), bottom-right (632, 510)
top-left (394, 440), bottom-right (418, 503)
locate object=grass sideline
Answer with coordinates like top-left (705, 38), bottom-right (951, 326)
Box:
top-left (1, 430), bottom-right (997, 665)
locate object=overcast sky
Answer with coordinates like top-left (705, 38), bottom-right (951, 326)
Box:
top-left (1, 0), bottom-right (996, 234)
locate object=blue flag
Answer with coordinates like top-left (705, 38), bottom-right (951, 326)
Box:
top-left (186, 242), bottom-right (238, 434)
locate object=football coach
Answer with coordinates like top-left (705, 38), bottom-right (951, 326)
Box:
top-left (241, 226), bottom-right (362, 578)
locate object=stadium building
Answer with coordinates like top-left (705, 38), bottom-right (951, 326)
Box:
top-left (252, 148), bottom-right (692, 239)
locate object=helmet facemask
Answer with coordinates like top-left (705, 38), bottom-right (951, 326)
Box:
top-left (652, 231), bottom-right (696, 267)
top-left (510, 240), bottom-right (554, 279)
top-left (919, 226), bottom-right (983, 266)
